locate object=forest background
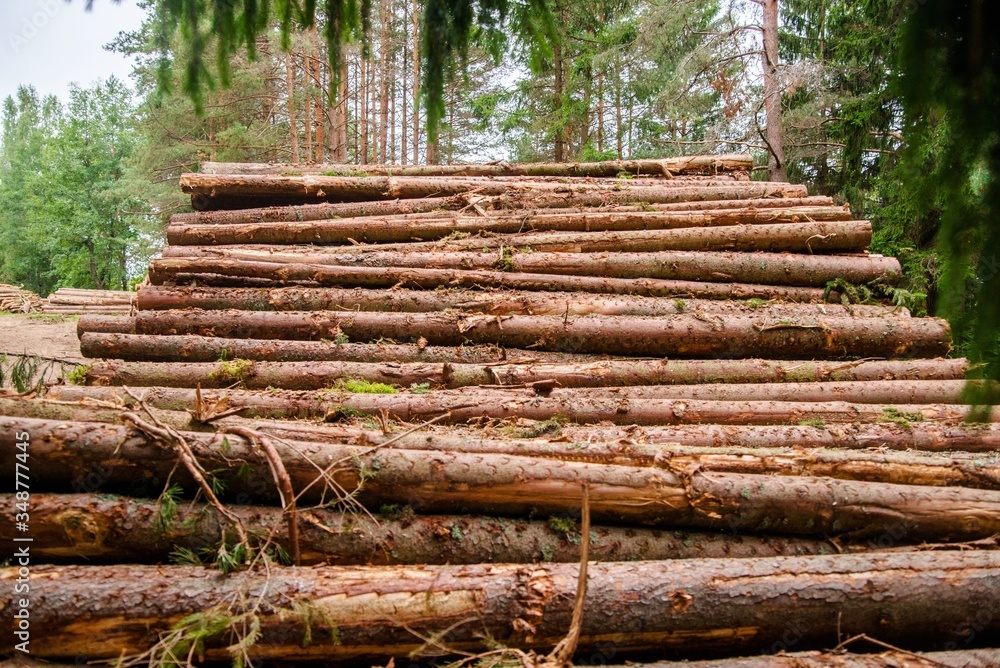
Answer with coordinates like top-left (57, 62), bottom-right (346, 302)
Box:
top-left (0, 0), bottom-right (988, 361)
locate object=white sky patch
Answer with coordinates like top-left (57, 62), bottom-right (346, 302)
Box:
top-left (0, 0), bottom-right (147, 103)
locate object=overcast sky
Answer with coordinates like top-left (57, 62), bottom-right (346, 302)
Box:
top-left (1, 0), bottom-right (148, 104)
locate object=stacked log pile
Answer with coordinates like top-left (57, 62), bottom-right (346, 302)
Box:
top-left (39, 287), bottom-right (135, 315)
top-left (0, 284), bottom-right (40, 313)
top-left (3, 156), bottom-right (999, 666)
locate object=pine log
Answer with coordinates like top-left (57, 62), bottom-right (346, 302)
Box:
top-left (42, 385), bottom-right (995, 425)
top-left (136, 285), bottom-right (905, 318)
top-left (1, 492), bottom-right (839, 565)
top-left (130, 310), bottom-right (951, 359)
top-left (170, 195), bottom-right (839, 225)
top-left (180, 172), bottom-right (807, 201)
top-left (187, 178), bottom-right (810, 210)
top-left (199, 155), bottom-right (756, 176)
top-left (0, 395), bottom-right (208, 433)
top-left (78, 333), bottom-right (609, 364)
top-left (2, 554), bottom-right (999, 660)
top-left (166, 207), bottom-right (854, 245)
top-left (164, 220), bottom-right (871, 257)
top-left (555, 422), bottom-right (1000, 453)
top-left (604, 650), bottom-right (1000, 667)
top-left (149, 251), bottom-right (901, 288)
top-left (80, 358), bottom-right (967, 391)
top-left (149, 259), bottom-right (831, 302)
top-left (147, 265), bottom-right (835, 303)
top-left (3, 393), bottom-right (1000, 456)
top-left (5, 415), bottom-right (1000, 539)
top-left (239, 420), bottom-right (1000, 485)
top-left (76, 315), bottom-right (135, 336)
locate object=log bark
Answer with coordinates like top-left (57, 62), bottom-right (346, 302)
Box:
top-left (199, 155), bottom-right (757, 176)
top-left (148, 259), bottom-right (830, 301)
top-left (5, 414), bottom-right (1000, 540)
top-left (166, 207), bottom-right (854, 245)
top-left (164, 220), bottom-right (871, 255)
top-left (0, 395), bottom-right (208, 433)
top-left (180, 172), bottom-right (805, 200)
top-left (605, 650), bottom-right (1000, 667)
top-left (2, 554), bottom-right (998, 659)
top-left (43, 385), bottom-right (995, 425)
top-left (242, 417), bottom-right (1000, 455)
top-left (236, 420), bottom-right (1000, 488)
top-left (554, 422), bottom-right (1000, 454)
top-left (186, 176), bottom-right (809, 210)
top-left (78, 333), bottom-right (608, 364)
top-left (149, 251), bottom-right (901, 288)
top-left (80, 358), bottom-right (967, 391)
top-left (76, 314), bottom-right (135, 335)
top-left (170, 195), bottom-right (838, 226)
top-left (136, 285), bottom-right (905, 318)
top-left (130, 310), bottom-right (952, 359)
top-left (0, 493), bottom-right (839, 565)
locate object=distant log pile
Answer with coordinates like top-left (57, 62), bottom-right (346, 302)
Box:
top-left (4, 156), bottom-right (995, 666)
top-left (0, 284), bottom-right (41, 313)
top-left (40, 287), bottom-right (135, 315)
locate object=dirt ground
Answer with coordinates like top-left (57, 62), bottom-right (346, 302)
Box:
top-left (0, 313), bottom-right (84, 361)
top-left (0, 314), bottom-right (85, 386)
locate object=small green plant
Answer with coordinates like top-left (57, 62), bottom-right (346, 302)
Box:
top-left (410, 382), bottom-right (431, 394)
top-left (798, 418), bottom-right (827, 429)
top-left (153, 483), bottom-right (184, 536)
top-left (65, 364), bottom-right (90, 385)
top-left (746, 297), bottom-right (769, 310)
top-left (548, 516), bottom-right (578, 534)
top-left (336, 378), bottom-right (398, 394)
top-left (616, 170), bottom-right (635, 179)
top-left (878, 407), bottom-right (924, 428)
top-left (494, 246), bottom-right (515, 272)
top-left (673, 298), bottom-right (687, 313)
top-left (334, 331), bottom-right (350, 345)
top-left (324, 405), bottom-right (372, 422)
top-left (450, 522), bottom-right (465, 542)
top-left (508, 415), bottom-right (566, 439)
top-left (0, 353), bottom-right (54, 394)
top-left (211, 358), bottom-right (255, 386)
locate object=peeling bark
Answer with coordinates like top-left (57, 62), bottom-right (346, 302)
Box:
top-left (166, 207), bottom-right (853, 245)
top-left (149, 249), bottom-right (901, 287)
top-left (129, 310), bottom-right (951, 359)
top-left (136, 285), bottom-right (903, 318)
top-left (44, 384), bottom-right (994, 426)
top-left (81, 359), bottom-right (967, 391)
top-left (0, 493), bottom-right (840, 565)
top-left (2, 553), bottom-right (998, 660)
top-left (6, 414), bottom-right (1000, 540)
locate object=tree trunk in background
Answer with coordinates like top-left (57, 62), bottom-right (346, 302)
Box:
top-left (380, 0), bottom-right (390, 164)
top-left (303, 52), bottom-right (313, 162)
top-left (553, 3), bottom-right (566, 162)
top-left (762, 0), bottom-right (786, 181)
top-left (312, 29), bottom-right (325, 163)
top-left (285, 53), bottom-right (299, 163)
top-left (336, 57), bottom-right (349, 162)
top-left (412, 0), bottom-right (420, 164)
